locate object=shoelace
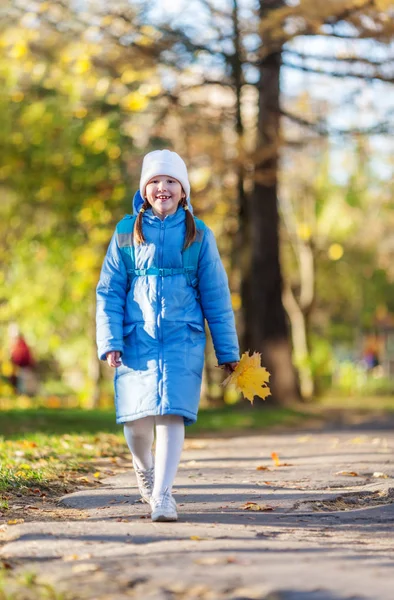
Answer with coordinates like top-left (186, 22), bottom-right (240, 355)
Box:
top-left (135, 465), bottom-right (154, 490)
top-left (152, 489), bottom-right (176, 512)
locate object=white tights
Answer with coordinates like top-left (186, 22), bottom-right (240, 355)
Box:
top-left (123, 415), bottom-right (185, 498)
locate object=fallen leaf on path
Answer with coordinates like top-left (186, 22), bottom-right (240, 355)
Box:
top-left (7, 519), bottom-right (24, 525)
top-left (335, 471), bottom-right (360, 477)
top-left (194, 556), bottom-right (236, 565)
top-left (373, 472), bottom-right (389, 478)
top-left (271, 452), bottom-right (280, 466)
top-left (271, 452), bottom-right (293, 467)
top-left (93, 472), bottom-right (101, 478)
top-left (72, 563), bottom-right (100, 574)
top-left (184, 441), bottom-right (208, 450)
top-left (256, 465), bottom-right (271, 471)
top-left (190, 535), bottom-right (212, 541)
top-left (239, 502), bottom-right (274, 511)
top-left (63, 553), bottom-right (92, 562)
top-left (22, 440), bottom-right (37, 448)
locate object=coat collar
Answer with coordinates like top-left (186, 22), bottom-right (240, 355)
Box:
top-left (142, 206), bottom-right (187, 228)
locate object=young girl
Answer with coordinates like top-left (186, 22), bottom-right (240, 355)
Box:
top-left (96, 149), bottom-right (239, 522)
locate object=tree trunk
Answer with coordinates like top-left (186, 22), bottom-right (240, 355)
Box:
top-left (283, 284), bottom-right (314, 399)
top-left (242, 0), bottom-right (300, 405)
top-left (280, 196), bottom-right (316, 399)
top-left (88, 295), bottom-right (102, 409)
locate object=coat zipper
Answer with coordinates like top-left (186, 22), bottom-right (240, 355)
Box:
top-left (157, 221), bottom-right (165, 403)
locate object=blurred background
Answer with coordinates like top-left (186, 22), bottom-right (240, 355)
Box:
top-left (1, 0), bottom-right (393, 412)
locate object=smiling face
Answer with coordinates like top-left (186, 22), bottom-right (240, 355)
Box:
top-left (145, 175), bottom-right (185, 219)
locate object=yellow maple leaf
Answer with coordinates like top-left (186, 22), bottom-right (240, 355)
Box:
top-left (222, 351), bottom-right (271, 403)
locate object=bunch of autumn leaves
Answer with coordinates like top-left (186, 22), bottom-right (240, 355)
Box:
top-left (222, 351), bottom-right (271, 403)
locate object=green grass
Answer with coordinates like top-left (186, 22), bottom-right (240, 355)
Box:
top-left (0, 405), bottom-right (309, 438)
top-left (0, 410), bottom-right (127, 495)
top-left (189, 405), bottom-right (309, 434)
top-left (0, 570), bottom-right (71, 600)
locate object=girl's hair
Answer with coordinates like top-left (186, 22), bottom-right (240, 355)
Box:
top-left (134, 196), bottom-right (196, 249)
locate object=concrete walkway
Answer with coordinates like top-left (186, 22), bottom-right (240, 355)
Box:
top-left (2, 425), bottom-right (394, 599)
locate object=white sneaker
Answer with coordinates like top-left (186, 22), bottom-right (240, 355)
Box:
top-left (150, 488), bottom-right (178, 522)
top-left (134, 462), bottom-right (154, 503)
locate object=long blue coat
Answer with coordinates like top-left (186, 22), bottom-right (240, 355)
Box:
top-left (96, 191), bottom-right (239, 425)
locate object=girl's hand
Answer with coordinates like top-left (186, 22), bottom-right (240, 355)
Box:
top-left (106, 351), bottom-right (122, 368)
top-left (221, 361), bottom-right (239, 375)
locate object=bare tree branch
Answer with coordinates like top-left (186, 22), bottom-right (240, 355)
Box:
top-left (283, 48), bottom-right (394, 69)
top-left (281, 109), bottom-right (393, 137)
top-left (282, 59), bottom-right (394, 84)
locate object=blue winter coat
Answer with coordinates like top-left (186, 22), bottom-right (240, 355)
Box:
top-left (96, 191), bottom-right (239, 425)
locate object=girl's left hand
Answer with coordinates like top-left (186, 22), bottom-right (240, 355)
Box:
top-left (221, 361), bottom-right (239, 375)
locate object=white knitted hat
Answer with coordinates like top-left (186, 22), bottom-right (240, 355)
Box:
top-left (140, 149), bottom-right (190, 199)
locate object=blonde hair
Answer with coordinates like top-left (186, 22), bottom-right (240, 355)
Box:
top-left (134, 197), bottom-right (196, 250)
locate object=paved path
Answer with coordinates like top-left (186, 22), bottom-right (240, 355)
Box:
top-left (2, 425), bottom-right (394, 599)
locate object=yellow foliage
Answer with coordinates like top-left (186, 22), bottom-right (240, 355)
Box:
top-left (74, 57), bottom-right (91, 74)
top-left (73, 247), bottom-right (100, 272)
top-left (328, 243), bottom-right (344, 261)
top-left (106, 93), bottom-right (119, 105)
top-left (189, 167), bottom-right (211, 193)
top-left (92, 139), bottom-right (108, 153)
top-left (121, 92), bottom-right (149, 112)
top-left (36, 186), bottom-right (53, 201)
top-left (10, 41), bottom-right (28, 59)
top-left (231, 293), bottom-right (241, 311)
top-left (74, 107), bottom-right (87, 119)
top-left (112, 186), bottom-right (126, 201)
top-left (47, 396), bottom-right (62, 409)
top-left (10, 132), bottom-right (24, 146)
top-left (222, 351), bottom-right (271, 403)
top-left (71, 153), bottom-right (85, 167)
top-left (297, 223), bottom-right (312, 241)
top-left (10, 91), bottom-right (24, 103)
top-left (1, 360), bottom-right (13, 377)
top-left (121, 69), bottom-right (139, 84)
top-left (107, 145), bottom-right (121, 160)
top-left (80, 117), bottom-right (110, 146)
top-left (21, 101), bottom-right (46, 124)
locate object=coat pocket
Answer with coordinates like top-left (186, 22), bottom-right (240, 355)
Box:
top-left (187, 322), bottom-right (205, 344)
top-left (186, 322), bottom-right (206, 376)
top-left (123, 322), bottom-right (157, 371)
top-left (119, 323), bottom-right (140, 371)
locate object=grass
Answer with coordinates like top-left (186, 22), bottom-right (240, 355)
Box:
top-left (0, 570), bottom-right (71, 600)
top-left (0, 405), bottom-right (308, 438)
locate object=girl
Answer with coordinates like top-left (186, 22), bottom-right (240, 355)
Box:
top-left (96, 149), bottom-right (239, 522)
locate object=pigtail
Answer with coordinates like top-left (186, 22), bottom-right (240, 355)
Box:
top-left (181, 197), bottom-right (196, 249)
top-left (134, 199), bottom-right (150, 245)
